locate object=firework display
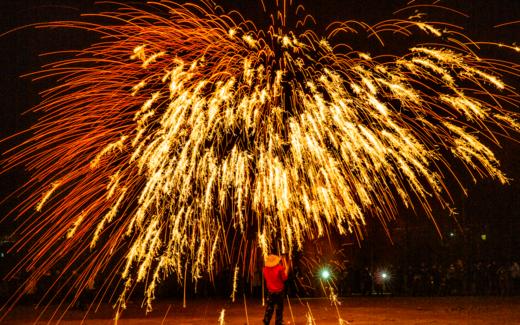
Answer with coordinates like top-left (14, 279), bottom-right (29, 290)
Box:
top-left (1, 0), bottom-right (519, 317)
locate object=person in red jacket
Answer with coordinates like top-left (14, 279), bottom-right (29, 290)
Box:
top-left (263, 254), bottom-right (290, 325)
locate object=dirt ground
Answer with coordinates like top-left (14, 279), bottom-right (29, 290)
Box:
top-left (3, 296), bottom-right (520, 324)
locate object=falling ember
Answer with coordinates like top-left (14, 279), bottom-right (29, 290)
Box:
top-left (231, 266), bottom-right (240, 303)
top-left (287, 295), bottom-right (296, 324)
top-left (1, 0), bottom-right (519, 319)
top-left (35, 180), bottom-right (62, 212)
top-left (306, 302), bottom-right (317, 325)
top-left (218, 309), bottom-right (226, 325)
top-left (66, 211), bottom-right (86, 239)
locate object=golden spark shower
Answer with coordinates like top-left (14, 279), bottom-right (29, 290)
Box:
top-left (1, 0), bottom-right (519, 316)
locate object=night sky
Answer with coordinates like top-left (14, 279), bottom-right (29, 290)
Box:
top-left (0, 0), bottom-right (519, 264)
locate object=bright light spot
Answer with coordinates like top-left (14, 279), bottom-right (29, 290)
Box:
top-left (449, 232), bottom-right (455, 237)
top-left (320, 269), bottom-right (331, 280)
top-left (481, 234), bottom-right (487, 241)
top-left (381, 272), bottom-right (388, 280)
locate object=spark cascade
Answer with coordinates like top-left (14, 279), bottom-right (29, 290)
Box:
top-left (2, 0), bottom-right (519, 315)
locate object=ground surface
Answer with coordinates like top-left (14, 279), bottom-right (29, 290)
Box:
top-left (3, 296), bottom-right (520, 324)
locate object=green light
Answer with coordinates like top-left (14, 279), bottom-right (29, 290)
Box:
top-left (320, 269), bottom-right (331, 280)
top-left (481, 234), bottom-right (487, 241)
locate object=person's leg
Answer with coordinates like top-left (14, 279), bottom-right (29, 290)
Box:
top-left (274, 293), bottom-right (284, 325)
top-left (263, 292), bottom-right (275, 325)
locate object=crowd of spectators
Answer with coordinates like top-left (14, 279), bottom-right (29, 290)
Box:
top-left (2, 251), bottom-right (520, 304)
top-left (338, 260), bottom-right (520, 297)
